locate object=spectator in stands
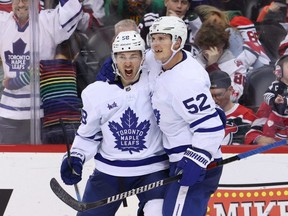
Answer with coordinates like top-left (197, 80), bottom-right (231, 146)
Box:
top-left (194, 5), bottom-right (243, 58)
top-left (244, 102), bottom-right (281, 145)
top-left (83, 0), bottom-right (105, 23)
top-left (0, 0), bottom-right (83, 144)
top-left (194, 21), bottom-right (247, 102)
top-left (138, 0), bottom-right (202, 52)
top-left (255, 0), bottom-right (287, 63)
top-left (103, 0), bottom-right (164, 25)
top-left (39, 0), bottom-right (104, 34)
top-left (209, 70), bottom-right (256, 145)
top-left (112, 18), bottom-right (139, 39)
top-left (194, 4), bottom-right (271, 69)
top-left (194, 4), bottom-right (230, 26)
top-left (79, 0), bottom-right (106, 36)
top-left (262, 54), bottom-right (288, 138)
top-left (7, 29), bottom-right (88, 145)
top-left (2, 36), bottom-right (93, 145)
top-left (244, 52), bottom-right (288, 145)
top-left (40, 33), bottom-right (83, 144)
top-left (256, 0), bottom-right (287, 23)
top-left (96, 18), bottom-right (139, 82)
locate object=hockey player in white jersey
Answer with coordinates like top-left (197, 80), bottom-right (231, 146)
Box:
top-left (0, 0), bottom-right (83, 144)
top-left (60, 31), bottom-right (169, 216)
top-left (148, 16), bottom-right (225, 215)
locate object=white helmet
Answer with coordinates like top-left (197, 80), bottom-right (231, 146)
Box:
top-left (112, 31), bottom-right (146, 81)
top-left (112, 31), bottom-right (145, 57)
top-left (149, 16), bottom-right (187, 50)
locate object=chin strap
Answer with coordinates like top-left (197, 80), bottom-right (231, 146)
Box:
top-left (113, 54), bottom-right (145, 84)
top-left (160, 43), bottom-right (182, 67)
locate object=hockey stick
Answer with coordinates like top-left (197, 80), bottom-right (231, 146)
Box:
top-left (50, 139), bottom-right (287, 212)
top-left (65, 143), bottom-right (82, 202)
top-left (218, 181), bottom-right (288, 188)
top-left (60, 118), bottom-right (81, 202)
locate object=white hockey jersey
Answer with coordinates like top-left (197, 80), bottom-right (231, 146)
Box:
top-left (0, 0), bottom-right (82, 119)
top-left (146, 50), bottom-right (224, 162)
top-left (71, 71), bottom-right (169, 177)
top-left (235, 24), bottom-right (270, 68)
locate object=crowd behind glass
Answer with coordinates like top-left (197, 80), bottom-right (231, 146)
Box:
top-left (0, 0), bottom-right (287, 145)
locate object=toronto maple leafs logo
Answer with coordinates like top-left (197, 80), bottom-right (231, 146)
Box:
top-left (153, 109), bottom-right (160, 125)
top-left (108, 107), bottom-right (150, 154)
top-left (4, 39), bottom-right (30, 74)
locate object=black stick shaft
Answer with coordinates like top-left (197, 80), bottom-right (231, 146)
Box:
top-left (60, 118), bottom-right (82, 202)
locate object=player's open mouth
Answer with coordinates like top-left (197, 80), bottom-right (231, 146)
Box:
top-left (125, 69), bottom-right (133, 77)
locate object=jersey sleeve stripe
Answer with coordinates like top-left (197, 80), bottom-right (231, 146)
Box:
top-left (195, 125), bottom-right (225, 133)
top-left (189, 111), bottom-right (218, 128)
top-left (164, 145), bottom-right (191, 155)
top-left (61, 8), bottom-right (82, 29)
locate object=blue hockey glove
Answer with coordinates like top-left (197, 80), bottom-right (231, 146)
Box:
top-left (60, 152), bottom-right (85, 185)
top-left (176, 147), bottom-right (212, 186)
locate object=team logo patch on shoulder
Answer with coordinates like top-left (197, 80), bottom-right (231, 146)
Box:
top-left (108, 107), bottom-right (150, 154)
top-left (107, 102), bottom-right (118, 110)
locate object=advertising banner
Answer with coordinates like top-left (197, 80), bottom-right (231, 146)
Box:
top-left (0, 145), bottom-right (287, 216)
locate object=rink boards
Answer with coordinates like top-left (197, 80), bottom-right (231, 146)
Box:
top-left (0, 145), bottom-right (288, 216)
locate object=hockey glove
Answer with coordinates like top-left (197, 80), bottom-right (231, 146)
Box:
top-left (60, 152), bottom-right (85, 185)
top-left (176, 147), bottom-right (212, 186)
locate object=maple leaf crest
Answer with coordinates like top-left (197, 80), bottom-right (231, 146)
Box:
top-left (4, 38), bottom-right (30, 74)
top-left (108, 107), bottom-right (150, 154)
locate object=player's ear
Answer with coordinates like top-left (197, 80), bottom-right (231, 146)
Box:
top-left (140, 51), bottom-right (145, 66)
top-left (174, 37), bottom-right (182, 49)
